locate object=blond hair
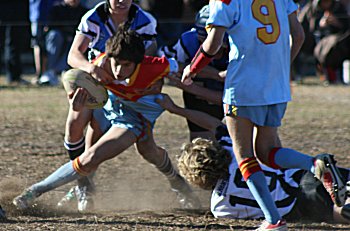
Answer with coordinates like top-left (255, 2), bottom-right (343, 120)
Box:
top-left (178, 138), bottom-right (232, 190)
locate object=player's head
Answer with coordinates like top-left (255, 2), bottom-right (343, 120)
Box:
top-left (105, 0), bottom-right (133, 14)
top-left (106, 24), bottom-right (145, 63)
top-left (64, 0), bottom-right (80, 7)
top-left (195, 5), bottom-right (229, 48)
top-left (195, 5), bottom-right (210, 42)
top-left (178, 138), bottom-right (232, 190)
top-left (106, 24), bottom-right (145, 80)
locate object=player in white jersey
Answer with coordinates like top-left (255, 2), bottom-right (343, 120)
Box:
top-left (157, 94), bottom-right (350, 224)
top-left (181, 0), bottom-right (347, 230)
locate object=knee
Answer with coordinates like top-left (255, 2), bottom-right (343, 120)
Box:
top-left (78, 150), bottom-right (99, 174)
top-left (139, 146), bottom-right (164, 164)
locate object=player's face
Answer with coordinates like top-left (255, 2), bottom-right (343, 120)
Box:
top-left (64, 0), bottom-right (80, 7)
top-left (108, 0), bottom-right (132, 14)
top-left (110, 58), bottom-right (136, 81)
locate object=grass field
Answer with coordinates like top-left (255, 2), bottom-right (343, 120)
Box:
top-left (0, 77), bottom-right (350, 230)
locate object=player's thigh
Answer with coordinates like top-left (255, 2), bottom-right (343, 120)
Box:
top-left (65, 107), bottom-right (92, 138)
top-left (225, 115), bottom-right (255, 162)
top-left (255, 126), bottom-right (281, 163)
top-left (135, 133), bottom-right (157, 154)
top-left (80, 126), bottom-right (137, 167)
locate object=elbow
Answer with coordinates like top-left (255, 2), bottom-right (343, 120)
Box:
top-left (67, 52), bottom-right (74, 67)
top-left (298, 29), bottom-right (305, 46)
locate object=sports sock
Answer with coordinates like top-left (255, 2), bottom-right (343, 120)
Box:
top-left (155, 150), bottom-right (177, 180)
top-left (64, 137), bottom-right (85, 160)
top-left (29, 161), bottom-right (81, 196)
top-left (240, 157), bottom-right (281, 224)
top-left (64, 137), bottom-right (94, 191)
top-left (270, 147), bottom-right (314, 172)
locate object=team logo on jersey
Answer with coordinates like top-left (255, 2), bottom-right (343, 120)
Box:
top-left (212, 0), bottom-right (231, 5)
top-left (224, 104), bottom-right (237, 116)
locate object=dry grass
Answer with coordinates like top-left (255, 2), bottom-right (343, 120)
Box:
top-left (0, 77), bottom-right (350, 230)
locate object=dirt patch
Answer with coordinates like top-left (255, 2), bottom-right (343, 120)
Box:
top-left (0, 80), bottom-right (350, 230)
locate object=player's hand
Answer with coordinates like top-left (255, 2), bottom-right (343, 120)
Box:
top-left (181, 65), bottom-right (196, 85)
top-left (166, 73), bottom-right (192, 90)
top-left (89, 65), bottom-right (114, 85)
top-left (218, 70), bottom-right (227, 79)
top-left (155, 94), bottom-right (178, 113)
top-left (71, 88), bottom-right (88, 111)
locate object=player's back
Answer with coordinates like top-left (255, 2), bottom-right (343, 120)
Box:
top-left (208, 0), bottom-right (298, 106)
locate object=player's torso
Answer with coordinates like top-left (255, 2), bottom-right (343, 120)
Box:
top-left (78, 3), bottom-right (157, 61)
top-left (105, 56), bottom-right (169, 101)
top-left (208, 0), bottom-right (297, 105)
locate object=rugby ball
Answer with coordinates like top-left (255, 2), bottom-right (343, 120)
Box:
top-left (62, 69), bottom-right (108, 109)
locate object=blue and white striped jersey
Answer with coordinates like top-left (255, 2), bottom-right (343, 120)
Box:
top-left (77, 2), bottom-right (157, 61)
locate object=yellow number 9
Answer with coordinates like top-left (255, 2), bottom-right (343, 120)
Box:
top-left (251, 0), bottom-right (280, 44)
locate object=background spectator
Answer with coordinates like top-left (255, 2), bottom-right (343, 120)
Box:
top-left (29, 0), bottom-right (56, 84)
top-left (298, 0), bottom-right (350, 85)
top-left (0, 1), bottom-right (30, 85)
top-left (39, 0), bottom-right (87, 85)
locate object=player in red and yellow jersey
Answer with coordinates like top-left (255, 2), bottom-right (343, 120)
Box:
top-left (13, 25), bottom-right (200, 212)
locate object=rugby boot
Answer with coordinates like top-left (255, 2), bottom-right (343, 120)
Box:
top-left (57, 186), bottom-right (76, 208)
top-left (13, 189), bottom-right (37, 210)
top-left (170, 175), bottom-right (201, 209)
top-left (75, 185), bottom-right (94, 212)
top-left (314, 153), bottom-right (347, 207)
top-left (0, 205), bottom-right (6, 220)
top-left (256, 219), bottom-right (288, 231)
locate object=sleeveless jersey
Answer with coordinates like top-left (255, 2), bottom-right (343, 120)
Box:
top-left (207, 0), bottom-right (298, 106)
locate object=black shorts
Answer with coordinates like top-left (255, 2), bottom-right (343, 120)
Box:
top-left (284, 171), bottom-right (333, 222)
top-left (183, 91), bottom-right (223, 132)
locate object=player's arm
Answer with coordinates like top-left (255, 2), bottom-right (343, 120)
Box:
top-left (67, 34), bottom-right (114, 84)
top-left (289, 11), bottom-right (305, 62)
top-left (178, 63), bottom-right (225, 82)
top-left (156, 94), bottom-right (222, 132)
top-left (167, 74), bottom-right (222, 105)
top-left (181, 26), bottom-right (227, 85)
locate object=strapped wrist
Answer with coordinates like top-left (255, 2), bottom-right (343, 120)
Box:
top-left (189, 46), bottom-right (214, 74)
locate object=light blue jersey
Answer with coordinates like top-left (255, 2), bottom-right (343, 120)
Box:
top-left (207, 0), bottom-right (298, 106)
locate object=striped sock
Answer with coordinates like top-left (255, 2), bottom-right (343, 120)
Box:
top-left (154, 150), bottom-right (178, 180)
top-left (64, 137), bottom-right (85, 160)
top-left (239, 157), bottom-right (281, 224)
top-left (73, 157), bottom-right (90, 176)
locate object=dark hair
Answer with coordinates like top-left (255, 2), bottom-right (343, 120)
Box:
top-left (105, 24), bottom-right (145, 64)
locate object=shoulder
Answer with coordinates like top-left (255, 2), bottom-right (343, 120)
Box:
top-left (142, 56), bottom-right (168, 65)
top-left (129, 4), bottom-right (157, 30)
top-left (81, 2), bottom-right (108, 24)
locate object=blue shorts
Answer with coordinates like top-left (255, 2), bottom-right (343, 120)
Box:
top-left (93, 99), bottom-right (153, 141)
top-left (224, 103), bottom-right (287, 127)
